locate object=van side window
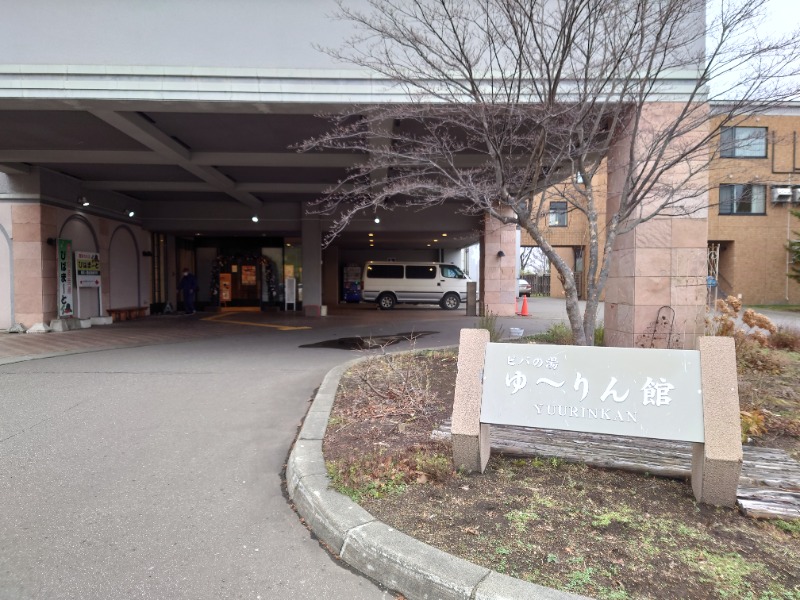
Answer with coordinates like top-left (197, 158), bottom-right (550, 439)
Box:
top-left (440, 265), bottom-right (465, 279)
top-left (406, 265), bottom-right (437, 279)
top-left (367, 264), bottom-right (404, 278)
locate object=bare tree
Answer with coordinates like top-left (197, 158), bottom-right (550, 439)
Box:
top-left (303, 0), bottom-right (800, 345)
top-left (520, 246), bottom-right (548, 275)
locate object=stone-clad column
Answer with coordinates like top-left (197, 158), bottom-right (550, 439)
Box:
top-left (12, 203), bottom-right (57, 328)
top-left (604, 103), bottom-right (708, 349)
top-left (480, 213), bottom-right (517, 316)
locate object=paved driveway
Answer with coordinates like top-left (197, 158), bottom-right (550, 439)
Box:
top-left (1, 303), bottom-right (569, 600)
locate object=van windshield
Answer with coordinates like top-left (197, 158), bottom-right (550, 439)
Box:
top-left (440, 265), bottom-right (466, 279)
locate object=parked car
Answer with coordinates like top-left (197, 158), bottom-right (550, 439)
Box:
top-left (518, 278), bottom-right (532, 297)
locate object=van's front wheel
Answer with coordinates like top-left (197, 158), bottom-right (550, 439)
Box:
top-left (440, 293), bottom-right (460, 310)
top-left (377, 293), bottom-right (396, 310)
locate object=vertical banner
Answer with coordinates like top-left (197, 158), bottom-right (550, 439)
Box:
top-left (219, 273), bottom-right (232, 302)
top-left (57, 239), bottom-right (74, 318)
top-left (75, 251), bottom-right (101, 287)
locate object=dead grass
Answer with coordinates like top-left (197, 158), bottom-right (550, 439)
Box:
top-left (323, 346), bottom-right (800, 600)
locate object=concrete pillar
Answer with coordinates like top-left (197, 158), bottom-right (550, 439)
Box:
top-left (322, 245), bottom-right (339, 307)
top-left (604, 103), bottom-right (708, 349)
top-left (301, 204), bottom-right (323, 316)
top-left (480, 213), bottom-right (517, 316)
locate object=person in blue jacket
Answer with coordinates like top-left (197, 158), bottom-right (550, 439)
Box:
top-left (179, 268), bottom-right (197, 314)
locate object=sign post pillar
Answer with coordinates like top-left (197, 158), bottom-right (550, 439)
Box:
top-left (692, 336), bottom-right (743, 506)
top-left (451, 329), bottom-right (490, 473)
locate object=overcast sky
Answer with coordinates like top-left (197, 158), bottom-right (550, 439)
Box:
top-left (707, 0), bottom-right (800, 98)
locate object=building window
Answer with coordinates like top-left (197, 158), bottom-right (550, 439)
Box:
top-left (719, 184), bottom-right (766, 215)
top-left (548, 201), bottom-right (568, 227)
top-left (720, 126), bottom-right (767, 158)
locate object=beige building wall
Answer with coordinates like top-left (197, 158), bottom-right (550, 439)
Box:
top-left (708, 112), bottom-right (800, 305)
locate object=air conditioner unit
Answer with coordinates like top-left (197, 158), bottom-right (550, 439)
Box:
top-left (793, 188), bottom-right (800, 203)
top-left (772, 186), bottom-right (792, 203)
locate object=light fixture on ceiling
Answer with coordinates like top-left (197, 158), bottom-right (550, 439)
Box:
top-left (374, 217), bottom-right (380, 224)
top-left (441, 233), bottom-right (448, 237)
top-left (251, 215), bottom-right (259, 223)
top-left (127, 210), bottom-right (135, 218)
top-left (78, 196), bottom-right (89, 207)
top-left (368, 233), bottom-right (374, 237)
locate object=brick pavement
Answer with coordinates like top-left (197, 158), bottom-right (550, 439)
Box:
top-left (0, 315), bottom-right (247, 363)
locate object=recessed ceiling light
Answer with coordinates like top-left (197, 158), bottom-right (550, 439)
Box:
top-left (374, 217), bottom-right (380, 224)
top-left (442, 233), bottom-right (448, 237)
top-left (433, 239), bottom-right (439, 242)
top-left (127, 210), bottom-right (135, 218)
top-left (251, 216), bottom-right (259, 223)
top-left (368, 233), bottom-right (374, 237)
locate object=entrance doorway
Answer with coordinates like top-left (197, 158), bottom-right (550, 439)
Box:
top-left (176, 237), bottom-right (294, 310)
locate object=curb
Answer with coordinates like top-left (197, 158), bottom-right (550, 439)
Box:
top-left (287, 356), bottom-right (590, 600)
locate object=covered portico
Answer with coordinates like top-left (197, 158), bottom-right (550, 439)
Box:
top-left (0, 0), bottom-right (707, 346)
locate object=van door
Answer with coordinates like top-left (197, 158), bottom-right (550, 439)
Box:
top-left (439, 264), bottom-right (469, 302)
top-left (404, 264), bottom-right (439, 302)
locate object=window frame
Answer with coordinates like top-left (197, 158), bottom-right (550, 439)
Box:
top-left (718, 184), bottom-right (767, 216)
top-left (548, 201), bottom-right (568, 227)
top-left (719, 126), bottom-right (768, 159)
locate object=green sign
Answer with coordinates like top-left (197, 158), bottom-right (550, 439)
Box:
top-left (57, 239), bottom-right (74, 317)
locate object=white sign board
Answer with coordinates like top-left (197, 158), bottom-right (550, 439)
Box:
top-left (480, 343), bottom-right (705, 443)
top-left (75, 251), bottom-right (101, 288)
top-left (285, 277), bottom-right (296, 311)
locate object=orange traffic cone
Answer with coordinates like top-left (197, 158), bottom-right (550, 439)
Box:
top-left (520, 295), bottom-right (529, 317)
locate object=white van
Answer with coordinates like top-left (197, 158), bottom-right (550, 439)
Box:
top-left (361, 261), bottom-right (471, 310)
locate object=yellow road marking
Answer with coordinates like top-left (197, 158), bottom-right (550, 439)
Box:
top-left (201, 312), bottom-right (311, 330)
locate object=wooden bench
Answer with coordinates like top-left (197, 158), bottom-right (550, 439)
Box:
top-left (107, 306), bottom-right (148, 322)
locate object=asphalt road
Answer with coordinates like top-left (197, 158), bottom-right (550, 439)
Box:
top-left (2, 304), bottom-right (560, 600)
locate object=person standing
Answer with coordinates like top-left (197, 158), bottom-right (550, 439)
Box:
top-left (179, 268), bottom-right (197, 314)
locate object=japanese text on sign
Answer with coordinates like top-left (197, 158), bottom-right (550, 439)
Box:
top-left (75, 250), bottom-right (102, 288)
top-left (481, 343), bottom-right (704, 443)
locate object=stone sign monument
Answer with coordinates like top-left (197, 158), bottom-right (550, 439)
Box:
top-left (452, 329), bottom-right (743, 507)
